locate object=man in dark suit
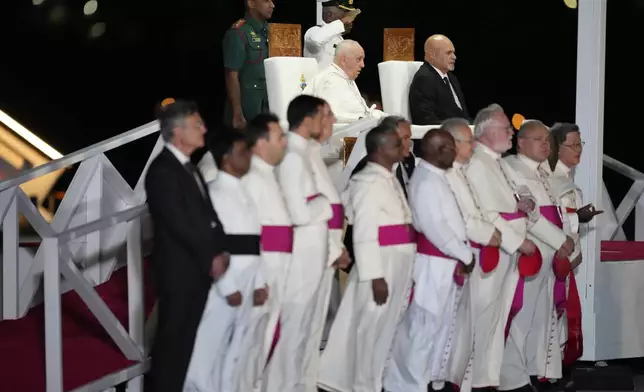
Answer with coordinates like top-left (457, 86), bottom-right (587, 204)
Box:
top-left (145, 99), bottom-right (230, 392)
top-left (343, 115), bottom-right (416, 267)
top-left (409, 34), bottom-right (470, 125)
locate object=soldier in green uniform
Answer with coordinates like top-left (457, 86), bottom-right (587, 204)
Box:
top-left (223, 0), bottom-right (275, 129)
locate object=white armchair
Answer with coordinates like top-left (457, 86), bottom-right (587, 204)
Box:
top-left (264, 56), bottom-right (379, 190)
top-left (264, 56), bottom-right (319, 128)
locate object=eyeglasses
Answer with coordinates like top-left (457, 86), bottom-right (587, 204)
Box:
top-left (561, 141), bottom-right (585, 151)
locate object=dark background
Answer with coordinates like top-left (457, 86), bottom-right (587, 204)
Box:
top-left (0, 0), bottom-right (641, 234)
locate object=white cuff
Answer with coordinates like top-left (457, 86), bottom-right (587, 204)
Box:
top-left (354, 241), bottom-right (384, 281)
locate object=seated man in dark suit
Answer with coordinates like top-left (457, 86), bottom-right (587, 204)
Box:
top-left (409, 34), bottom-right (470, 125)
top-left (145, 99), bottom-right (230, 392)
top-left (343, 115), bottom-right (416, 268)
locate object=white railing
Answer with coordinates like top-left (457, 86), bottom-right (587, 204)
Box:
top-left (601, 155), bottom-right (644, 241)
top-left (0, 119), bottom-right (164, 392)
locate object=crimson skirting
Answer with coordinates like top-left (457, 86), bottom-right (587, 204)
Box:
top-left (0, 265), bottom-right (156, 391)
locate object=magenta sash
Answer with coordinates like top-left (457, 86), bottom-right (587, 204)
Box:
top-left (500, 211), bottom-right (527, 221)
top-left (416, 232), bottom-right (465, 286)
top-left (261, 226), bottom-right (294, 253)
top-left (540, 205), bottom-right (563, 227)
top-left (378, 224), bottom-right (415, 246)
top-left (539, 205), bottom-right (568, 315)
top-left (329, 204), bottom-right (344, 230)
top-left (505, 279), bottom-right (525, 340)
top-left (500, 211), bottom-right (526, 339)
top-left (306, 193), bottom-right (321, 202)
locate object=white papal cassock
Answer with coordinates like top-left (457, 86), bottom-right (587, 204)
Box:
top-left (303, 139), bottom-right (346, 385)
top-left (242, 155), bottom-right (294, 388)
top-left (463, 144), bottom-right (533, 389)
top-left (444, 160), bottom-right (500, 392)
top-left (318, 162), bottom-right (415, 392)
top-left (502, 154), bottom-right (568, 389)
top-left (265, 132), bottom-right (332, 392)
top-left (302, 63), bottom-right (386, 123)
top-left (547, 160), bottom-right (584, 367)
top-left (383, 160), bottom-right (473, 392)
top-left (184, 171), bottom-right (264, 392)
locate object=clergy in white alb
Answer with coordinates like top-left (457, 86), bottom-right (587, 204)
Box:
top-left (184, 130), bottom-right (266, 392)
top-left (302, 40), bottom-right (386, 124)
top-left (384, 129), bottom-right (474, 392)
top-left (501, 120), bottom-right (574, 390)
top-left (462, 104), bottom-right (540, 390)
top-left (304, 100), bottom-right (352, 385)
top-left (304, 1), bottom-right (359, 70)
top-left (241, 114), bottom-right (292, 388)
top-left (441, 118), bottom-right (502, 392)
top-left (265, 96), bottom-right (333, 392)
top-left (546, 122), bottom-right (601, 367)
top-left (318, 123), bottom-right (415, 392)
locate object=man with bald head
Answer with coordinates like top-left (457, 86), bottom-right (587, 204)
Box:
top-left (384, 129), bottom-right (474, 392)
top-left (501, 120), bottom-right (574, 391)
top-left (303, 39), bottom-right (386, 123)
top-left (318, 122), bottom-right (415, 392)
top-left (409, 34), bottom-right (470, 125)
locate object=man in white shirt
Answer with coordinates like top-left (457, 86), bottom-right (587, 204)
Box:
top-left (318, 122), bottom-right (415, 392)
top-left (305, 0), bottom-right (360, 70)
top-left (442, 118), bottom-right (502, 392)
top-left (302, 40), bottom-right (386, 123)
top-left (384, 128), bottom-right (474, 392)
top-left (241, 113), bottom-right (292, 389)
top-left (462, 104), bottom-right (539, 390)
top-left (185, 130), bottom-right (265, 392)
top-left (264, 95), bottom-right (333, 392)
top-left (306, 98), bottom-right (351, 380)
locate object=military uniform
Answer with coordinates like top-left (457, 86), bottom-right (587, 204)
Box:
top-left (305, 0), bottom-right (357, 69)
top-left (222, 14), bottom-right (270, 127)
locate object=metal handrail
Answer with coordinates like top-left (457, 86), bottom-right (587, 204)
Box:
top-left (0, 120), bottom-right (159, 192)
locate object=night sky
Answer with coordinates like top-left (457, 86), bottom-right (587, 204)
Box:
top-left (0, 0), bottom-right (642, 233)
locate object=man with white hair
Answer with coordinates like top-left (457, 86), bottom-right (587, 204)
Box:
top-left (462, 104), bottom-right (540, 391)
top-left (302, 39), bottom-right (386, 123)
top-left (441, 117), bottom-right (502, 392)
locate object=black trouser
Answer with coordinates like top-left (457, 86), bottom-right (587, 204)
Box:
top-left (148, 287), bottom-right (209, 392)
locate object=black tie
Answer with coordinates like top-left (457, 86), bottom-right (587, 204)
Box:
top-left (185, 162), bottom-right (207, 198)
top-left (443, 76), bottom-right (450, 86)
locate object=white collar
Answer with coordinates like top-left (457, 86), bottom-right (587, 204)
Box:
top-left (555, 160), bottom-right (572, 177)
top-left (330, 63), bottom-right (351, 81)
top-left (251, 155), bottom-right (275, 172)
top-left (517, 154), bottom-right (542, 171)
top-left (452, 160), bottom-right (467, 170)
top-left (165, 143), bottom-right (190, 165)
top-left (431, 64), bottom-right (448, 79)
top-left (366, 161), bottom-right (395, 179)
top-left (476, 143), bottom-right (501, 160)
top-left (420, 159), bottom-right (447, 176)
top-left (215, 170), bottom-right (242, 189)
top-left (287, 131), bottom-right (309, 153)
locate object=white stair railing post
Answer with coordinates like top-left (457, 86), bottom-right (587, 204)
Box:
top-left (1, 188), bottom-right (18, 320)
top-left (43, 237), bottom-right (63, 392)
top-left (127, 217), bottom-right (145, 392)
